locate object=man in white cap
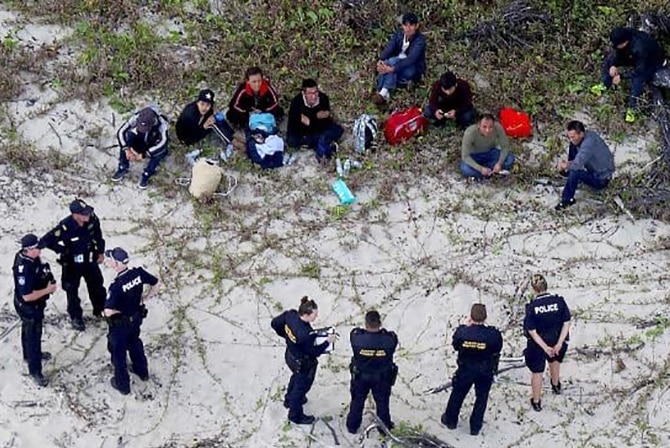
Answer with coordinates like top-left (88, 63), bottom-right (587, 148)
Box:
top-left (103, 247), bottom-right (159, 395)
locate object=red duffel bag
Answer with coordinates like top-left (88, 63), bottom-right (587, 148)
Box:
top-left (499, 107), bottom-right (532, 138)
top-left (384, 107), bottom-right (428, 145)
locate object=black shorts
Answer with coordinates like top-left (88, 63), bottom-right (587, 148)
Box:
top-left (524, 342), bottom-right (568, 373)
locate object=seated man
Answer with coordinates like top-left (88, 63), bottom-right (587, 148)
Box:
top-left (591, 27), bottom-right (666, 123)
top-left (226, 66), bottom-right (284, 129)
top-left (113, 106), bottom-right (169, 189)
top-left (372, 13), bottom-right (426, 106)
top-left (555, 120), bottom-right (614, 210)
top-left (287, 79), bottom-right (344, 162)
top-left (424, 71), bottom-right (476, 130)
top-left (175, 89), bottom-right (234, 162)
top-left (460, 114), bottom-right (515, 179)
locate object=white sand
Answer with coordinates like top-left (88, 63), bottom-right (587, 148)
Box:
top-left (1, 5), bottom-right (669, 448)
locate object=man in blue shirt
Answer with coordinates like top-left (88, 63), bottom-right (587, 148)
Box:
top-left (441, 304), bottom-right (502, 436)
top-left (555, 121), bottom-right (615, 210)
top-left (103, 247), bottom-right (159, 395)
top-left (523, 274), bottom-right (571, 411)
top-left (40, 199), bottom-right (106, 331)
top-left (372, 13), bottom-right (426, 106)
top-left (13, 234), bottom-right (57, 387)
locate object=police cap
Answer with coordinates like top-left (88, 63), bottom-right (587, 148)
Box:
top-left (69, 199), bottom-right (93, 216)
top-left (20, 234), bottom-right (39, 249)
top-left (105, 247), bottom-right (129, 264)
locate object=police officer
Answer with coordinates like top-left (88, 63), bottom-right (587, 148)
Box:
top-left (346, 310), bottom-right (398, 434)
top-left (271, 296), bottom-right (336, 425)
top-left (40, 199), bottom-right (106, 331)
top-left (523, 274), bottom-right (571, 411)
top-left (103, 247), bottom-right (159, 395)
top-left (441, 303), bottom-right (502, 436)
top-left (12, 234), bottom-right (58, 387)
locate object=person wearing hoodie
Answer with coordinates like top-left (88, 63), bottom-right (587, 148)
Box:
top-left (591, 27), bottom-right (666, 123)
top-left (112, 105), bottom-right (170, 189)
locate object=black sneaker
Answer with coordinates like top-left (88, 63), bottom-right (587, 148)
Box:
top-left (110, 377), bottom-right (130, 395)
top-left (31, 374), bottom-right (48, 387)
top-left (289, 414), bottom-right (315, 425)
top-left (554, 198), bottom-right (576, 210)
top-left (470, 428), bottom-right (480, 436)
top-left (531, 399), bottom-right (542, 412)
top-left (551, 381), bottom-right (562, 395)
top-left (440, 413), bottom-right (457, 429)
top-left (111, 168), bottom-right (128, 182)
top-left (138, 176), bottom-right (150, 190)
top-left (71, 318), bottom-right (85, 331)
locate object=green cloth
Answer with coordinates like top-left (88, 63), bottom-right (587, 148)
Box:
top-left (461, 122), bottom-right (511, 171)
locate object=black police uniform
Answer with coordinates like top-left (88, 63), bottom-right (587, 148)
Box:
top-left (12, 251), bottom-right (55, 378)
top-left (442, 323), bottom-right (503, 435)
top-left (346, 327), bottom-right (398, 433)
top-left (271, 310), bottom-right (329, 422)
top-left (105, 266), bottom-right (158, 394)
top-left (40, 213), bottom-right (106, 321)
top-left (523, 293), bottom-right (571, 373)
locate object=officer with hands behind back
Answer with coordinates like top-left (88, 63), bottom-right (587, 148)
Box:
top-left (271, 296), bottom-right (336, 425)
top-left (524, 274), bottom-right (571, 412)
top-left (40, 199), bottom-right (106, 332)
top-left (13, 234), bottom-right (57, 387)
top-left (346, 310), bottom-right (398, 434)
top-left (103, 247), bottom-right (159, 395)
top-left (441, 303), bottom-right (502, 436)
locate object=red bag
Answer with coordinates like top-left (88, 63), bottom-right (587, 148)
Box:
top-left (384, 107), bottom-right (428, 145)
top-left (499, 107), bottom-right (532, 138)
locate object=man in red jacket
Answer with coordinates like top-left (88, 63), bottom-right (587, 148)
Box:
top-left (226, 66), bottom-right (284, 129)
top-left (424, 71), bottom-right (476, 130)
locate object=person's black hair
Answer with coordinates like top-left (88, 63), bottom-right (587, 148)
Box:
top-left (480, 113), bottom-right (495, 123)
top-left (245, 66), bottom-right (263, 80)
top-left (439, 71), bottom-right (457, 89)
top-left (302, 78), bottom-right (318, 90)
top-left (298, 296), bottom-right (318, 316)
top-left (365, 310), bottom-right (382, 329)
top-left (567, 120), bottom-right (586, 133)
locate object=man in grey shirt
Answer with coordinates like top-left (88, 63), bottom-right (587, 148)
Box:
top-left (460, 114), bottom-right (515, 179)
top-left (555, 120), bottom-right (615, 210)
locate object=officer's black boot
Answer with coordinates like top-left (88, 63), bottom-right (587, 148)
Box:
top-left (110, 377), bottom-right (130, 395)
top-left (71, 318), bottom-right (85, 331)
top-left (551, 381), bottom-right (562, 395)
top-left (289, 414), bottom-right (315, 425)
top-left (31, 374), bottom-right (48, 387)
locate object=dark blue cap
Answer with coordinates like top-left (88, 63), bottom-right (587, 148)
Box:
top-left (69, 199), bottom-right (93, 216)
top-left (105, 247), bottom-right (129, 264)
top-left (21, 234), bottom-right (39, 249)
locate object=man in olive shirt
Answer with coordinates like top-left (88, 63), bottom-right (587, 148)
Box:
top-left (460, 114), bottom-right (515, 179)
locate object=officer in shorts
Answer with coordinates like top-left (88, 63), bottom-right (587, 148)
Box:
top-left (40, 199), bottom-right (106, 331)
top-left (346, 310), bottom-right (398, 434)
top-left (103, 247), bottom-right (159, 395)
top-left (441, 303), bottom-right (502, 436)
top-left (523, 274), bottom-right (571, 411)
top-left (12, 234), bottom-right (58, 387)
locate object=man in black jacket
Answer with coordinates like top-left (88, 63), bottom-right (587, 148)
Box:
top-left (176, 89), bottom-right (234, 163)
top-left (286, 79), bottom-right (343, 162)
top-left (592, 27), bottom-right (666, 123)
top-left (345, 310), bottom-right (398, 434)
top-left (39, 199), bottom-right (106, 331)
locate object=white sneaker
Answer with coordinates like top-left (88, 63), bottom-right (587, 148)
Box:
top-left (498, 169), bottom-right (510, 176)
top-left (220, 144), bottom-right (234, 162)
top-left (283, 153), bottom-right (296, 166)
top-left (185, 149), bottom-right (202, 165)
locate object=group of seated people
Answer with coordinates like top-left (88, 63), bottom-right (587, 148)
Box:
top-left (108, 13), bottom-right (664, 210)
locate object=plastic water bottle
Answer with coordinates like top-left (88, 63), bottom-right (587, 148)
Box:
top-left (214, 112), bottom-right (224, 122)
top-left (332, 179), bottom-right (355, 204)
top-left (343, 159), bottom-right (351, 177)
top-left (335, 158), bottom-right (344, 178)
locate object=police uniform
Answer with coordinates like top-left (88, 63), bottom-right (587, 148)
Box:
top-left (345, 327), bottom-right (398, 433)
top-left (271, 309), bottom-right (329, 423)
top-left (105, 262), bottom-right (158, 394)
top-left (40, 201), bottom-right (106, 327)
top-left (523, 293), bottom-right (571, 373)
top-left (442, 323), bottom-right (503, 435)
top-left (12, 238), bottom-right (55, 383)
